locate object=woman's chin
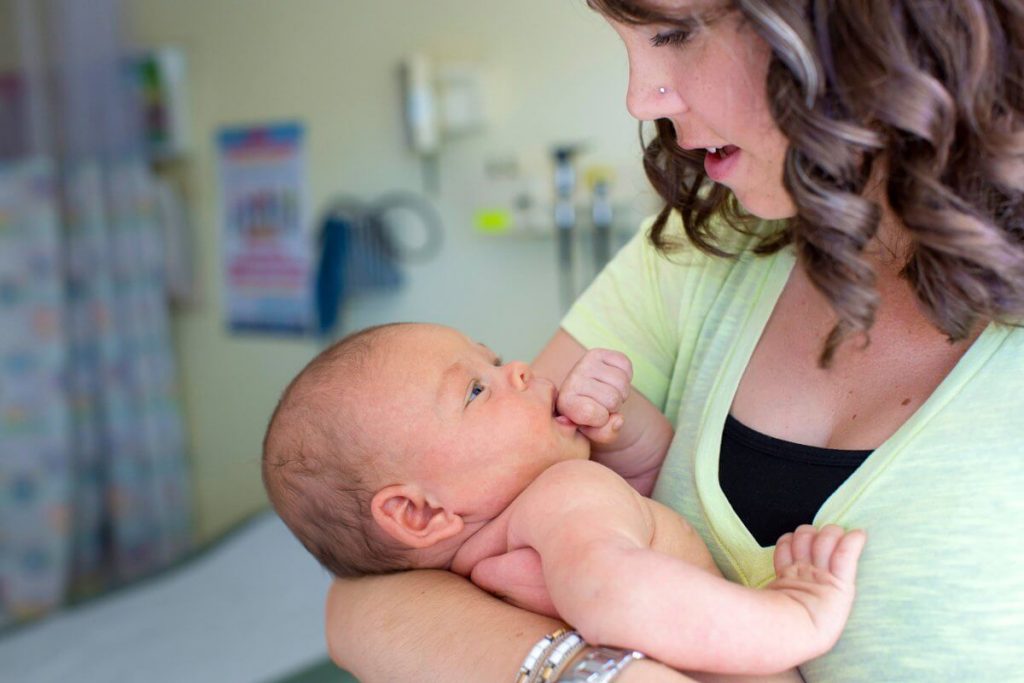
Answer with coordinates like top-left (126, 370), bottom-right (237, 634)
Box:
top-left (733, 189), bottom-right (797, 221)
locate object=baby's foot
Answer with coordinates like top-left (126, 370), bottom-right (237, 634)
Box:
top-left (770, 524), bottom-right (867, 654)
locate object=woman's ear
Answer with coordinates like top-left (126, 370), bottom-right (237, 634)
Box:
top-left (370, 485), bottom-right (464, 549)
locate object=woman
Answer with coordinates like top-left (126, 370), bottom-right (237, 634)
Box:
top-left (326, 1), bottom-right (1024, 680)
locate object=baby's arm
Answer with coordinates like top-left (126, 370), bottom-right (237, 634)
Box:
top-left (556, 349), bottom-right (673, 495)
top-left (512, 460), bottom-right (865, 676)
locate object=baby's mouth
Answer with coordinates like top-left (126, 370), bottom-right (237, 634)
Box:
top-left (550, 389), bottom-right (576, 426)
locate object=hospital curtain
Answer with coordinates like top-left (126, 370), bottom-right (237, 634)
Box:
top-left (0, 0), bottom-right (192, 626)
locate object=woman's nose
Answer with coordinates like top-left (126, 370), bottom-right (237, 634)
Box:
top-left (506, 361), bottom-right (532, 390)
top-left (624, 56), bottom-right (687, 122)
top-left (626, 76), bottom-right (687, 121)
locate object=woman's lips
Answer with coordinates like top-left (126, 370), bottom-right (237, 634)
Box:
top-left (704, 145), bottom-right (740, 182)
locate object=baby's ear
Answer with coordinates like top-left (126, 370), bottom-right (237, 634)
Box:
top-left (371, 485), bottom-right (464, 549)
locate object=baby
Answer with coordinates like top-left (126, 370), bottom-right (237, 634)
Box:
top-left (262, 322), bottom-right (866, 676)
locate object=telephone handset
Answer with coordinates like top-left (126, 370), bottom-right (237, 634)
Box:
top-left (401, 54), bottom-right (440, 156)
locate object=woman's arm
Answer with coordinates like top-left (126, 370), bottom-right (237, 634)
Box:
top-left (531, 328), bottom-right (590, 385)
top-left (324, 570), bottom-right (701, 682)
top-left (325, 570), bottom-right (561, 681)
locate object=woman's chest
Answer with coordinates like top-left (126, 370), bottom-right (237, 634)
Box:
top-left (730, 268), bottom-right (979, 450)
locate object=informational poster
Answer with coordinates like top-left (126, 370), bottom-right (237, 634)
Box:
top-left (218, 121), bottom-right (312, 334)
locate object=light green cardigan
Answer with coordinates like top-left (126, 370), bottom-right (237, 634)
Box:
top-left (562, 216), bottom-right (1024, 681)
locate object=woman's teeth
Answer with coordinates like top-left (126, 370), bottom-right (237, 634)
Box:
top-left (706, 145), bottom-right (737, 159)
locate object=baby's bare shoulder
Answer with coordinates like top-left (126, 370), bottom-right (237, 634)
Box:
top-left (528, 459), bottom-right (638, 503)
top-left (508, 460), bottom-right (652, 545)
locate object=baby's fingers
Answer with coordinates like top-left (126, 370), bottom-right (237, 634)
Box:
top-left (571, 380), bottom-right (625, 415)
top-left (774, 532), bottom-right (794, 575)
top-left (811, 524), bottom-right (845, 570)
top-left (579, 414), bottom-right (624, 445)
top-left (790, 524), bottom-right (816, 563)
top-left (830, 530), bottom-right (867, 583)
top-left (572, 349), bottom-right (633, 401)
top-left (557, 393), bottom-right (611, 427)
top-left (585, 348), bottom-right (633, 382)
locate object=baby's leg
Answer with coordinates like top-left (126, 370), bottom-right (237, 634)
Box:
top-left (768, 524), bottom-right (867, 650)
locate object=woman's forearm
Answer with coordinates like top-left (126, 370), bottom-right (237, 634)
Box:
top-left (326, 570), bottom-right (564, 682)
top-left (325, 570), bottom-right (702, 683)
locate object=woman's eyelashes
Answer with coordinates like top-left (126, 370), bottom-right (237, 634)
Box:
top-left (650, 29), bottom-right (692, 47)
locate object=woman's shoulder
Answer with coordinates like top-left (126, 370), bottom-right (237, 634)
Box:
top-left (631, 210), bottom-right (786, 269)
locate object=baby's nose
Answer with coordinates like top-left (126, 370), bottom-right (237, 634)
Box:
top-left (506, 361), bottom-right (532, 390)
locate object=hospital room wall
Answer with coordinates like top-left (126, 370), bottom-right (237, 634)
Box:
top-left (126, 0), bottom-right (654, 543)
top-left (0, 5), bottom-right (14, 68)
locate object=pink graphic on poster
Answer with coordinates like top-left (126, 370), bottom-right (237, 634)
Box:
top-left (218, 122), bottom-right (312, 333)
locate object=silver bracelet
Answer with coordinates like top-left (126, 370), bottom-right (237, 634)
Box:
top-left (554, 645), bottom-right (647, 683)
top-left (515, 628), bottom-right (568, 683)
top-left (532, 631), bottom-right (586, 683)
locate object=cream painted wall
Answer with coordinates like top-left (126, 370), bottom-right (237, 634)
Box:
top-left (0, 5), bottom-right (15, 69)
top-left (125, 0), bottom-right (656, 541)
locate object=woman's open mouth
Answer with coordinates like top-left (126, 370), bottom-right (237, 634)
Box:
top-left (704, 145), bottom-right (740, 182)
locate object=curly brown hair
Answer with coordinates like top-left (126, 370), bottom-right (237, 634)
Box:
top-left (589, 0), bottom-right (1024, 364)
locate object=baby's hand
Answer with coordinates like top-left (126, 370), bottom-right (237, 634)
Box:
top-left (557, 348), bottom-right (632, 444)
top-left (770, 524), bottom-right (867, 655)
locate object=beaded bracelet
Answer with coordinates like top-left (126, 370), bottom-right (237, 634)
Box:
top-left (515, 628), bottom-right (568, 683)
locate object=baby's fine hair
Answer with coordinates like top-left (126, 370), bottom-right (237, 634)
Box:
top-left (262, 322), bottom-right (413, 577)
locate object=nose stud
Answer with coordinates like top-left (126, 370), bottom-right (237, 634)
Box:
top-left (658, 86), bottom-right (668, 95)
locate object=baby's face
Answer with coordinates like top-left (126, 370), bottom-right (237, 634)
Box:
top-left (364, 324), bottom-right (590, 520)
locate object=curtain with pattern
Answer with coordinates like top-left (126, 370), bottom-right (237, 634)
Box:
top-left (0, 0), bottom-right (191, 626)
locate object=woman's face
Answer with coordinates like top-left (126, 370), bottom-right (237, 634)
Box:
top-left (605, 3), bottom-right (796, 219)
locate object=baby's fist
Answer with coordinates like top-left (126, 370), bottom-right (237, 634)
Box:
top-left (557, 348), bottom-right (632, 444)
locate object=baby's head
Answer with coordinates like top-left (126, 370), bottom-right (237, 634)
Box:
top-left (262, 322), bottom-right (590, 577)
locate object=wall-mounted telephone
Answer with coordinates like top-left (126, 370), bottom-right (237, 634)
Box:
top-left (400, 54), bottom-right (440, 156)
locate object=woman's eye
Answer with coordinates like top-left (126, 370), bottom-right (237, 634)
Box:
top-left (467, 382), bottom-right (485, 403)
top-left (650, 30), bottom-right (691, 47)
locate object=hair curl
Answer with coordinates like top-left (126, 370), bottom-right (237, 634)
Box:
top-left (589, 0), bottom-right (1024, 364)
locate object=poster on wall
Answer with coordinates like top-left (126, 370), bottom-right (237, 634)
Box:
top-left (217, 121), bottom-right (313, 334)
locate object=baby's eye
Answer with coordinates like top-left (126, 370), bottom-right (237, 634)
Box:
top-left (467, 381), bottom-right (485, 404)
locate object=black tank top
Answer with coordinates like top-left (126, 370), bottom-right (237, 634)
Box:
top-left (718, 413), bottom-right (872, 547)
